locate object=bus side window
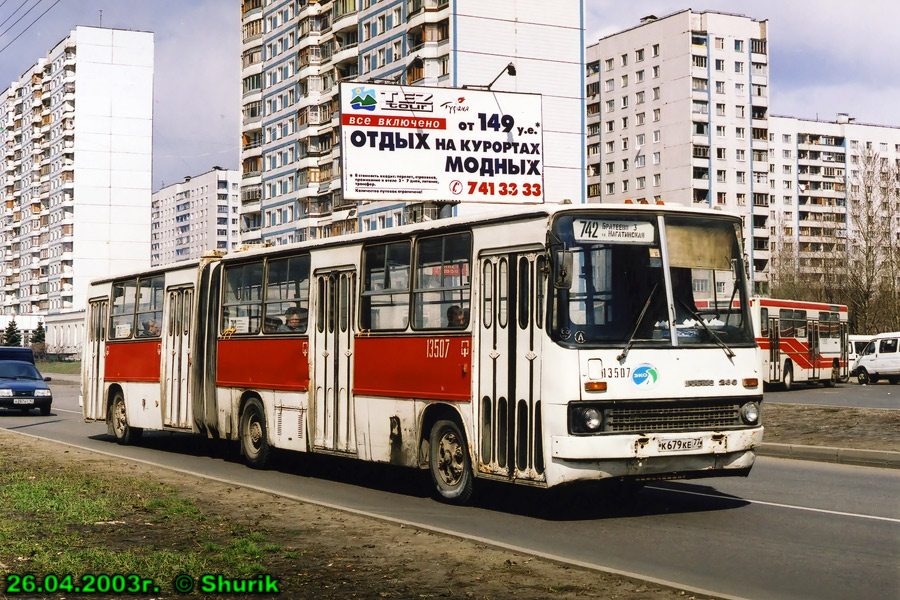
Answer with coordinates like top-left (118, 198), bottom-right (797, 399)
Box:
top-left (222, 262), bottom-right (263, 334)
top-left (361, 241), bottom-right (410, 331)
top-left (760, 308), bottom-right (768, 336)
top-left (412, 232), bottom-right (472, 330)
top-left (779, 309), bottom-right (793, 337)
top-left (794, 310), bottom-right (807, 338)
top-left (137, 276), bottom-right (164, 337)
top-left (110, 279), bottom-right (137, 339)
top-left (264, 254), bottom-right (310, 333)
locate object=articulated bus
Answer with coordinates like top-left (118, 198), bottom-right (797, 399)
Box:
top-left (750, 297), bottom-right (849, 389)
top-left (82, 204), bottom-right (764, 503)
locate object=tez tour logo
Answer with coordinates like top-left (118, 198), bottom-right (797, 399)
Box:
top-left (632, 364), bottom-right (658, 388)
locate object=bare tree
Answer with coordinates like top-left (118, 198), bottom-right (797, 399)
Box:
top-left (845, 148), bottom-right (900, 333)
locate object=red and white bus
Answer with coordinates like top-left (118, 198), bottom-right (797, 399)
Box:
top-left (82, 204), bottom-right (764, 503)
top-left (750, 297), bottom-right (849, 389)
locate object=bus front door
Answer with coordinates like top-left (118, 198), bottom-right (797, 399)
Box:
top-left (313, 269), bottom-right (357, 454)
top-left (477, 251), bottom-right (545, 482)
top-left (84, 299), bottom-right (108, 420)
top-left (162, 287), bottom-right (193, 429)
top-left (768, 316), bottom-right (781, 382)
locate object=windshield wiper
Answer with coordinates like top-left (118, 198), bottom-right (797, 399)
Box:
top-left (617, 283), bottom-right (658, 362)
top-left (677, 298), bottom-right (735, 360)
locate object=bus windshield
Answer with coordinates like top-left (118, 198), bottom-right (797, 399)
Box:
top-left (549, 212), bottom-right (754, 348)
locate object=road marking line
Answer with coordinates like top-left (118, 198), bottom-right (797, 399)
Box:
top-left (655, 486), bottom-right (900, 524)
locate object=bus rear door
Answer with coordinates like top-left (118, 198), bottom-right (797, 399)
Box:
top-left (84, 298), bottom-right (108, 420)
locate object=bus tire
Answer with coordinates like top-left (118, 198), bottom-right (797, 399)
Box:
top-left (240, 398), bottom-right (270, 469)
top-left (108, 390), bottom-right (142, 445)
top-left (429, 419), bottom-right (474, 505)
top-left (782, 362), bottom-right (794, 391)
top-left (857, 368), bottom-right (870, 385)
top-left (824, 363), bottom-right (838, 388)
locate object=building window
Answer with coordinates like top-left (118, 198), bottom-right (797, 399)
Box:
top-left (735, 40), bottom-right (744, 52)
top-left (605, 78), bottom-right (614, 92)
top-left (604, 57), bottom-right (613, 71)
top-left (635, 48), bottom-right (644, 62)
top-left (734, 61), bottom-right (744, 73)
top-left (652, 152), bottom-right (660, 165)
top-left (606, 182), bottom-right (615, 194)
top-left (652, 65), bottom-right (659, 78)
top-left (652, 43), bottom-right (659, 57)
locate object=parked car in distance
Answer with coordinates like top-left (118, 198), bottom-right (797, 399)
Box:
top-left (849, 334), bottom-right (874, 376)
top-left (853, 331), bottom-right (900, 385)
top-left (0, 360), bottom-right (52, 415)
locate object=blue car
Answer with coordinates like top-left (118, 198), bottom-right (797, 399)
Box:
top-left (0, 360), bottom-right (52, 416)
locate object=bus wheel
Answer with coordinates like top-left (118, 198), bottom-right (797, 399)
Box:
top-left (889, 376), bottom-right (899, 385)
top-left (824, 364), bottom-right (838, 388)
top-left (108, 390), bottom-right (142, 445)
top-left (429, 419), bottom-right (474, 505)
top-left (240, 398), bottom-right (270, 469)
top-left (782, 363), bottom-right (794, 391)
top-left (857, 368), bottom-right (870, 385)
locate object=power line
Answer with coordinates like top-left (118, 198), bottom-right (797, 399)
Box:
top-left (0, 0), bottom-right (35, 31)
top-left (0, 0), bottom-right (62, 56)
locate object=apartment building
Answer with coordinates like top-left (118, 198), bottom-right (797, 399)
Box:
top-left (0, 26), bottom-right (153, 335)
top-left (768, 114), bottom-right (900, 289)
top-left (151, 167), bottom-right (242, 267)
top-left (240, 0), bottom-right (584, 244)
top-left (586, 10), bottom-right (771, 291)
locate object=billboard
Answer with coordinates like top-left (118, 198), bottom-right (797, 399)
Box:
top-left (339, 83), bottom-right (544, 203)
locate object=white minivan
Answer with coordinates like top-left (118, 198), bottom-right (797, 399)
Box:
top-left (848, 334), bottom-right (874, 376)
top-left (853, 332), bottom-right (900, 384)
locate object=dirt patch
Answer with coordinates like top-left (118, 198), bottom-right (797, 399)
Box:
top-left (763, 404), bottom-right (900, 452)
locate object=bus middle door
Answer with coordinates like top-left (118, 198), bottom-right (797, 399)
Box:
top-left (313, 269), bottom-right (357, 454)
top-left (808, 319), bottom-right (820, 380)
top-left (162, 286), bottom-right (193, 428)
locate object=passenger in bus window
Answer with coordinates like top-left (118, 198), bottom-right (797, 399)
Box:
top-left (447, 305), bottom-right (466, 328)
top-left (277, 307), bottom-right (306, 332)
top-left (140, 319), bottom-right (160, 337)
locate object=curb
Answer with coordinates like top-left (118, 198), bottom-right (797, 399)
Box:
top-left (759, 443), bottom-right (900, 469)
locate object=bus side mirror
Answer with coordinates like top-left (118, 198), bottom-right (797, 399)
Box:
top-left (554, 251), bottom-right (573, 289)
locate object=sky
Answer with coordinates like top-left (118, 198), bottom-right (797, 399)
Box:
top-left (0, 1), bottom-right (896, 192)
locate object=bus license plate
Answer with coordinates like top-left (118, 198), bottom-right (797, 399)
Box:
top-left (13, 399), bottom-right (33, 405)
top-left (658, 437), bottom-right (703, 452)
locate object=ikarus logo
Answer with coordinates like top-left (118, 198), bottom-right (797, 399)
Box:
top-left (632, 364), bottom-right (658, 388)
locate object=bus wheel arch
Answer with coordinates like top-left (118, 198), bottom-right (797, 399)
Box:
top-left (107, 385), bottom-right (142, 445)
top-left (422, 406), bottom-right (475, 505)
top-left (782, 361), bottom-right (794, 391)
top-left (239, 394), bottom-right (271, 469)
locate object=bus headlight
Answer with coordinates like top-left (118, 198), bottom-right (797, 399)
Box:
top-left (740, 402), bottom-right (760, 425)
top-left (583, 408), bottom-right (603, 432)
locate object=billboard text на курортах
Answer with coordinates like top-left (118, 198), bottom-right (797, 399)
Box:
top-left (339, 83), bottom-right (544, 204)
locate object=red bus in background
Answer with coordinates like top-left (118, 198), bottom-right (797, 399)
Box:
top-left (749, 297), bottom-right (849, 389)
top-left (82, 204), bottom-right (765, 504)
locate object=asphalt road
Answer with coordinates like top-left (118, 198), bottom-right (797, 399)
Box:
top-left (766, 378), bottom-right (900, 409)
top-left (2, 380), bottom-right (899, 600)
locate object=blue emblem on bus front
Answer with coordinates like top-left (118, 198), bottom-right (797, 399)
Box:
top-left (632, 364), bottom-right (658, 388)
